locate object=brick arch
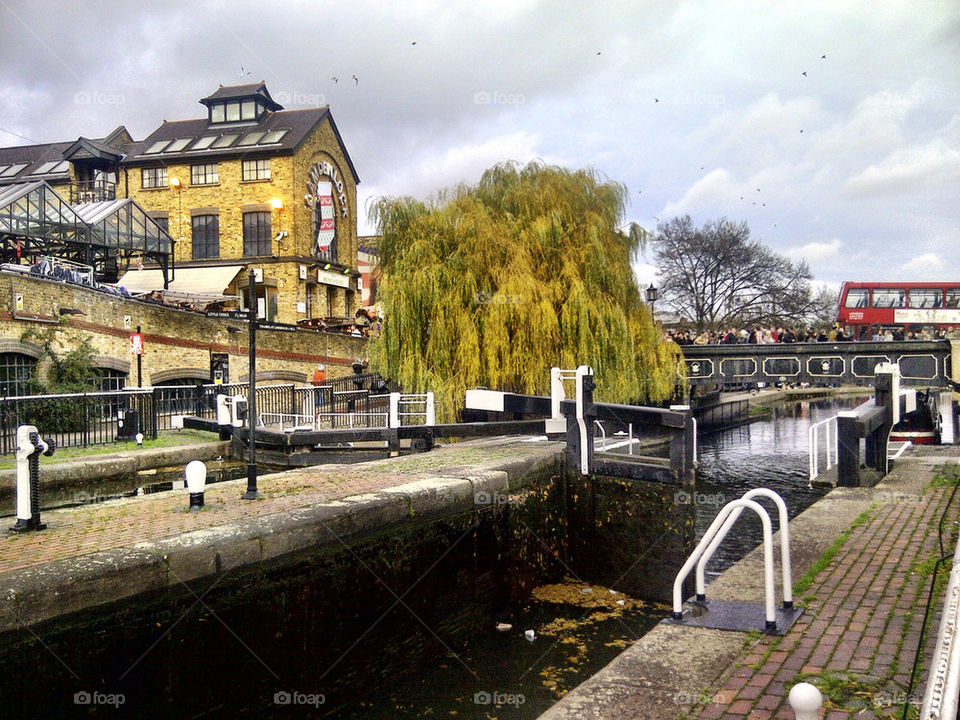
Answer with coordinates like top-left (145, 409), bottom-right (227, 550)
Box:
top-left (93, 355), bottom-right (131, 374)
top-left (150, 367), bottom-right (209, 384)
top-left (0, 339), bottom-right (43, 359)
top-left (235, 369), bottom-right (308, 384)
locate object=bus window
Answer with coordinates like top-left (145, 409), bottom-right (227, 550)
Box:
top-left (845, 288), bottom-right (870, 308)
top-left (908, 289), bottom-right (942, 308)
top-left (872, 288), bottom-right (905, 308)
top-left (946, 290), bottom-right (960, 308)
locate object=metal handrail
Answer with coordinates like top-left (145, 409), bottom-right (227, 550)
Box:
top-left (672, 496), bottom-right (778, 629)
top-left (695, 488), bottom-right (793, 608)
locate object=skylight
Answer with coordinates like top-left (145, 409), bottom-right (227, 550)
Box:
top-left (30, 160), bottom-right (70, 175)
top-left (237, 132), bottom-right (265, 146)
top-left (210, 134), bottom-right (239, 148)
top-left (191, 136), bottom-right (217, 150)
top-left (259, 130), bottom-right (288, 144)
top-left (164, 138), bottom-right (192, 152)
top-left (144, 140), bottom-right (171, 154)
top-left (0, 164), bottom-right (28, 177)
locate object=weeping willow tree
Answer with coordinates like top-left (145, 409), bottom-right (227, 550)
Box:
top-left (369, 160), bottom-right (681, 421)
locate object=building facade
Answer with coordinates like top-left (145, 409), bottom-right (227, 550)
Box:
top-left (118, 82), bottom-right (361, 325)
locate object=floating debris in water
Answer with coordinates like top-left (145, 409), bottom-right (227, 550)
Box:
top-left (581, 587), bottom-right (593, 594)
top-left (496, 622), bottom-right (512, 632)
top-left (524, 630), bottom-right (536, 642)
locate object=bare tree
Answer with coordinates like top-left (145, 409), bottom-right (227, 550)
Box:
top-left (652, 215), bottom-right (819, 332)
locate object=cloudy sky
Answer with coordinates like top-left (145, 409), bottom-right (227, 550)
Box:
top-left (1, 0), bottom-right (957, 290)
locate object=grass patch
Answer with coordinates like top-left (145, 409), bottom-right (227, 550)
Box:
top-left (0, 429), bottom-right (224, 469)
top-left (929, 464), bottom-right (960, 488)
top-left (793, 508), bottom-right (874, 596)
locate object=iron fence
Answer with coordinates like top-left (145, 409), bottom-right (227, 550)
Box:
top-left (0, 373), bottom-right (398, 455)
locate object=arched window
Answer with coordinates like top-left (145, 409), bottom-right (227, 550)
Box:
top-left (98, 368), bottom-right (128, 392)
top-left (0, 353), bottom-right (36, 397)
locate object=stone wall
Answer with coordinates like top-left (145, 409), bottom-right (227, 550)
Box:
top-left (0, 271), bottom-right (367, 385)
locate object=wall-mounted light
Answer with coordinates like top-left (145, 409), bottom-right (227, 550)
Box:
top-left (169, 177), bottom-right (182, 189)
top-left (270, 198), bottom-right (284, 210)
top-left (323, 263), bottom-right (331, 271)
top-left (342, 267), bottom-right (351, 275)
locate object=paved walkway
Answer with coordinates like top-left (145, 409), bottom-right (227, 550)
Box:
top-left (692, 455), bottom-right (958, 720)
top-left (0, 437), bottom-right (555, 576)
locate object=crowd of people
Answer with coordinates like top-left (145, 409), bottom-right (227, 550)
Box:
top-left (665, 324), bottom-right (953, 345)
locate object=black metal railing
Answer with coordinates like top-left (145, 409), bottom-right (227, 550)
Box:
top-left (0, 373), bottom-right (398, 455)
top-left (68, 180), bottom-right (117, 204)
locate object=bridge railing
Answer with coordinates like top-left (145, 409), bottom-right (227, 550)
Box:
top-left (680, 340), bottom-right (952, 388)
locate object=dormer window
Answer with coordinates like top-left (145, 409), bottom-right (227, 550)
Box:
top-left (209, 99), bottom-right (264, 124)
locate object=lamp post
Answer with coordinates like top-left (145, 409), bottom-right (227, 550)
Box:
top-left (645, 283), bottom-right (658, 321)
top-left (242, 269), bottom-right (260, 499)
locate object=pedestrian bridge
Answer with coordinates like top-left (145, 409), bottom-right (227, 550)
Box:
top-left (679, 340), bottom-right (956, 388)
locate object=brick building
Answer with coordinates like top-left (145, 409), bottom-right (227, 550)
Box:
top-left (0, 82), bottom-right (368, 389)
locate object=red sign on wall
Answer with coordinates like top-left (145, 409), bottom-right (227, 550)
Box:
top-left (130, 333), bottom-right (144, 355)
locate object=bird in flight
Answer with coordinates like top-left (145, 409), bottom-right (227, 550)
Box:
top-left (352, 75), bottom-right (359, 85)
top-left (597, 51), bottom-right (602, 55)
top-left (654, 98), bottom-right (659, 103)
top-left (821, 54), bottom-right (826, 59)
top-left (331, 76), bottom-right (339, 83)
top-left (801, 71), bottom-right (807, 76)
top-left (240, 66), bottom-right (251, 78)
top-left (411, 41), bottom-right (417, 45)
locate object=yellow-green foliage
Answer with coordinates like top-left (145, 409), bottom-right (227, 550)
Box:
top-left (369, 161), bottom-right (681, 421)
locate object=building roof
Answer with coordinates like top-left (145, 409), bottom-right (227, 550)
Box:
top-left (121, 106), bottom-right (360, 183)
top-left (0, 127), bottom-right (131, 186)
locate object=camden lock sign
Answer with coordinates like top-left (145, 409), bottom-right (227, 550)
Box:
top-left (305, 158), bottom-right (348, 259)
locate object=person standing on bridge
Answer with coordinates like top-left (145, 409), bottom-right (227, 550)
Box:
top-left (312, 363), bottom-right (327, 412)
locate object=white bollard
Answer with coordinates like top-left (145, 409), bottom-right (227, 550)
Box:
top-left (788, 682), bottom-right (823, 720)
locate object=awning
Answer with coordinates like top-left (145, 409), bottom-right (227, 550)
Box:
top-left (118, 265), bottom-right (244, 296)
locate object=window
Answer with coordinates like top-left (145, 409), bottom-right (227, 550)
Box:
top-left (260, 130), bottom-right (288, 144)
top-left (144, 140), bottom-right (170, 154)
top-left (211, 134), bottom-right (238, 148)
top-left (141, 167), bottom-right (168, 189)
top-left (946, 291), bottom-right (960, 308)
top-left (192, 136), bottom-right (217, 150)
top-left (211, 104), bottom-right (225, 123)
top-left (237, 131), bottom-right (265, 146)
top-left (151, 216), bottom-right (169, 233)
top-left (98, 368), bottom-right (127, 393)
top-left (192, 215), bottom-right (220, 259)
top-left (165, 138), bottom-right (191, 153)
top-left (844, 289), bottom-right (870, 308)
top-left (243, 212), bottom-right (271, 255)
top-left (872, 288), bottom-right (906, 308)
top-left (0, 353), bottom-right (35, 397)
top-left (226, 102), bottom-right (240, 122)
top-left (0, 163), bottom-right (27, 177)
top-left (241, 100), bottom-right (256, 120)
top-left (908, 289), bottom-right (943, 308)
top-left (242, 158), bottom-right (271, 181)
top-left (191, 163), bottom-right (219, 185)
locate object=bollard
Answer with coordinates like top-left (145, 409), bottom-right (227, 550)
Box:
top-left (10, 425), bottom-right (55, 532)
top-left (788, 682), bottom-right (823, 720)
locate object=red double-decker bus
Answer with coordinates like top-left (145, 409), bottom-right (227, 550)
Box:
top-left (838, 281), bottom-right (960, 340)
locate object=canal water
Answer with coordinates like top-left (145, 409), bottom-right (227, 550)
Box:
top-left (0, 395), bottom-right (865, 719)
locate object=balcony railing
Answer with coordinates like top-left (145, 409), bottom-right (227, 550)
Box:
top-left (68, 180), bottom-right (117, 204)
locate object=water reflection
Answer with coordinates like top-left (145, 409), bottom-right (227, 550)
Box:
top-left (695, 395), bottom-right (867, 582)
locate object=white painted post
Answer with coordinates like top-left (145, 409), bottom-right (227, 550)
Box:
top-left (424, 392), bottom-right (435, 426)
top-left (671, 405), bottom-right (695, 464)
top-left (389, 392), bottom-right (400, 429)
top-left (216, 394), bottom-right (230, 427)
top-left (940, 390), bottom-right (955, 445)
top-left (788, 682), bottom-right (823, 720)
top-left (14, 425), bottom-right (36, 524)
top-left (546, 367), bottom-right (568, 435)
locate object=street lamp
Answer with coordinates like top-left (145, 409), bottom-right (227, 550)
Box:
top-left (645, 283), bottom-right (658, 320)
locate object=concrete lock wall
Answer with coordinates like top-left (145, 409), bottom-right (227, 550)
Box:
top-left (0, 271), bottom-right (366, 384)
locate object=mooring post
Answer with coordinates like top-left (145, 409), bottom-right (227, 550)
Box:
top-left (10, 425), bottom-right (54, 532)
top-left (669, 405), bottom-right (696, 489)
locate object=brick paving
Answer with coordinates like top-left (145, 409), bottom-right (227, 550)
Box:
top-left (0, 439), bottom-right (547, 576)
top-left (692, 464), bottom-right (957, 720)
